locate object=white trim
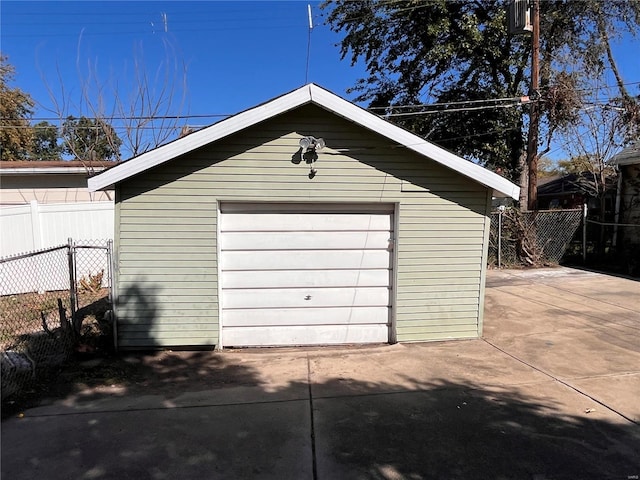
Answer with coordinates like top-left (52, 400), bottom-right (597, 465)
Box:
top-left (88, 83), bottom-right (520, 199)
top-left (388, 202), bottom-right (400, 344)
top-left (309, 86), bottom-right (520, 200)
top-left (88, 87), bottom-right (311, 192)
top-left (216, 200), bottom-right (224, 350)
top-left (1, 167), bottom-right (104, 175)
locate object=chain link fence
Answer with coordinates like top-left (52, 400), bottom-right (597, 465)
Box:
top-left (1, 239), bottom-right (112, 400)
top-left (583, 219), bottom-right (640, 277)
top-left (488, 208), bottom-right (583, 268)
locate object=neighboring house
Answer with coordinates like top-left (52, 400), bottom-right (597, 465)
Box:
top-left (89, 84), bottom-right (519, 350)
top-left (537, 174), bottom-right (586, 210)
top-left (0, 160), bottom-right (115, 257)
top-left (537, 173), bottom-right (617, 217)
top-left (0, 160), bottom-right (114, 206)
top-left (612, 141), bottom-right (640, 247)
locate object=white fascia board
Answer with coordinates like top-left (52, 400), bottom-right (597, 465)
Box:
top-left (1, 167), bottom-right (96, 175)
top-left (88, 86), bottom-right (313, 192)
top-left (308, 84), bottom-right (520, 200)
top-left (89, 83), bottom-right (519, 199)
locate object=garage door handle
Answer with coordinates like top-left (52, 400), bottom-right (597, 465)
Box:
top-left (304, 295), bottom-right (312, 300)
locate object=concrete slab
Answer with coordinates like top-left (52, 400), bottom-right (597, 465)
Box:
top-left (569, 373), bottom-right (640, 424)
top-left (314, 383), bottom-right (640, 480)
top-left (309, 341), bottom-right (551, 400)
top-left (2, 266), bottom-right (640, 479)
top-left (2, 399), bottom-right (313, 480)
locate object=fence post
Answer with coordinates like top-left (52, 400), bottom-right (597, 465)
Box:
top-left (106, 239), bottom-right (118, 352)
top-left (497, 206), bottom-right (505, 269)
top-left (582, 203), bottom-right (588, 264)
top-left (67, 238), bottom-right (78, 333)
top-left (29, 200), bottom-right (43, 252)
top-left (106, 240), bottom-right (114, 306)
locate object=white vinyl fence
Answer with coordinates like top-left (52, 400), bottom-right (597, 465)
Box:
top-left (1, 200), bottom-right (114, 258)
top-left (1, 201), bottom-right (114, 296)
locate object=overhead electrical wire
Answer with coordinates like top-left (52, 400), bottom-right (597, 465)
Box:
top-left (4, 94), bottom-right (635, 125)
top-left (380, 102), bottom-right (529, 117)
top-left (367, 95), bottom-right (530, 110)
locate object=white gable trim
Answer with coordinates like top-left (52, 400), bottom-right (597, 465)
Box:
top-left (308, 86), bottom-right (519, 199)
top-left (89, 84), bottom-right (519, 199)
top-left (88, 86), bottom-right (312, 192)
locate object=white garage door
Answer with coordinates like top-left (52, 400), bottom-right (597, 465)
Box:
top-left (219, 203), bottom-right (394, 347)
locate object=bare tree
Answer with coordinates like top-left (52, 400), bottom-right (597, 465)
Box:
top-left (41, 33), bottom-right (189, 163)
top-left (557, 81), bottom-right (628, 224)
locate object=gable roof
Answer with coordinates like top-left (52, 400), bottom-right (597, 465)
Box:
top-left (88, 84), bottom-right (520, 199)
top-left (611, 141), bottom-right (640, 166)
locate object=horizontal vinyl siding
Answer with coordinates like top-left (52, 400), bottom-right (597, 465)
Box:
top-left (116, 104), bottom-right (489, 347)
top-left (395, 196), bottom-right (485, 341)
top-left (116, 185), bottom-right (218, 348)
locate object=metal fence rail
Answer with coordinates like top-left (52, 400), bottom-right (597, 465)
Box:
top-left (488, 208), bottom-right (583, 268)
top-left (0, 239), bottom-right (112, 400)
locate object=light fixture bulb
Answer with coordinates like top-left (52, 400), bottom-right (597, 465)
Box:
top-left (299, 137), bottom-right (311, 150)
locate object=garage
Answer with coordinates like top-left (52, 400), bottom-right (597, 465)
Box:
top-left (88, 83), bottom-right (519, 350)
top-left (219, 203), bottom-right (394, 346)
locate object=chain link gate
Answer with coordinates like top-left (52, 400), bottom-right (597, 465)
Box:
top-left (0, 239), bottom-right (113, 400)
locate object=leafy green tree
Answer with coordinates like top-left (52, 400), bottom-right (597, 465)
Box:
top-left (61, 116), bottom-right (121, 162)
top-left (0, 55), bottom-right (34, 160)
top-left (536, 156), bottom-right (559, 179)
top-left (30, 121), bottom-right (61, 160)
top-left (322, 0), bottom-right (640, 185)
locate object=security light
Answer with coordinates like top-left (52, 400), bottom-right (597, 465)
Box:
top-left (299, 136), bottom-right (325, 152)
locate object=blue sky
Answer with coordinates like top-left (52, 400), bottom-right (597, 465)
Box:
top-left (2, 1), bottom-right (364, 123)
top-left (2, 1), bottom-right (639, 160)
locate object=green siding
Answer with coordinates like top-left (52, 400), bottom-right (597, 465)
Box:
top-left (115, 104), bottom-right (491, 348)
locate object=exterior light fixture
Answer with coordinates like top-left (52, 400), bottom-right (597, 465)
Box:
top-left (298, 136), bottom-right (325, 178)
top-left (299, 136), bottom-right (325, 153)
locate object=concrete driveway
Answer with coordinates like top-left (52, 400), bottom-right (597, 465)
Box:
top-left (2, 267), bottom-right (640, 479)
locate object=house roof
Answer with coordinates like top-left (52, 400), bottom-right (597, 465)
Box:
top-left (538, 170), bottom-right (618, 196)
top-left (1, 160), bottom-right (112, 175)
top-left (88, 84), bottom-right (520, 199)
top-left (611, 141), bottom-right (640, 166)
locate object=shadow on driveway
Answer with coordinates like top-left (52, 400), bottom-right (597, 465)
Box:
top-left (2, 352), bottom-right (640, 480)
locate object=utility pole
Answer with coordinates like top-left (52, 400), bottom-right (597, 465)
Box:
top-left (526, 0), bottom-right (540, 211)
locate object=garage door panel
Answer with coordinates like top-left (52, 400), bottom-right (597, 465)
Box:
top-left (220, 204), bottom-right (393, 347)
top-left (221, 269), bottom-right (390, 289)
top-left (222, 250), bottom-right (391, 270)
top-left (223, 306), bottom-right (389, 326)
top-left (221, 231), bottom-right (390, 250)
top-left (223, 324), bottom-right (389, 347)
top-left (223, 287), bottom-right (390, 309)
top-left (221, 213), bottom-right (392, 232)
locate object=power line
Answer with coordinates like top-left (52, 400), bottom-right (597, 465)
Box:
top-left (367, 95), bottom-right (530, 111)
top-left (362, 81), bottom-right (638, 117)
top-left (6, 114), bottom-right (232, 122)
top-left (380, 102), bottom-right (528, 117)
top-left (1, 24), bottom-right (305, 38)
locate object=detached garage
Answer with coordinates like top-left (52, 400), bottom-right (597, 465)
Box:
top-left (89, 84), bottom-right (519, 350)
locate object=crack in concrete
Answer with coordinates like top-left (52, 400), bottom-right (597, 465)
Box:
top-left (482, 338), bottom-right (639, 426)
